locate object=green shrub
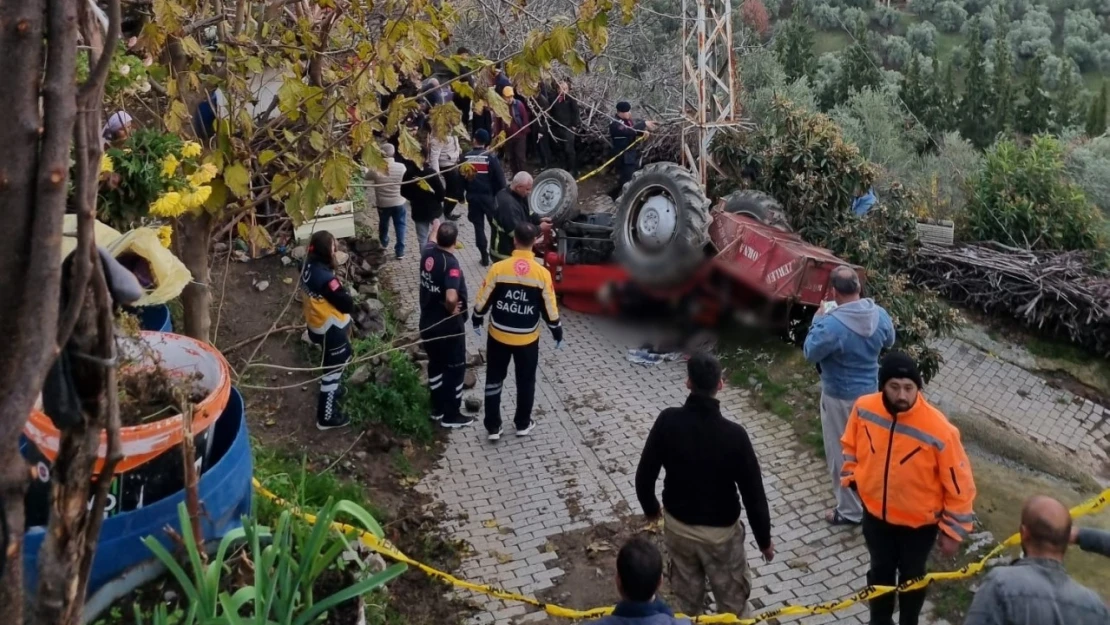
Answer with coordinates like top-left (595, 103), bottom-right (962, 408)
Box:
top-left (342, 336), bottom-right (434, 442)
top-left (965, 136), bottom-right (1108, 251)
top-left (712, 98), bottom-right (959, 380)
top-left (1066, 134), bottom-right (1110, 215)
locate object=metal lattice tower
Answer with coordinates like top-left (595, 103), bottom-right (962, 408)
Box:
top-left (680, 0), bottom-right (742, 187)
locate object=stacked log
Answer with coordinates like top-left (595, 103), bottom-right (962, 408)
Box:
top-left (909, 242), bottom-right (1110, 357)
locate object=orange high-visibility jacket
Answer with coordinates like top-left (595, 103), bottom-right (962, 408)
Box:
top-left (841, 392), bottom-right (976, 541)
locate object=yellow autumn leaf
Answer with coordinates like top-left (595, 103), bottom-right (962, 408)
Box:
top-left (486, 87), bottom-right (511, 123)
top-left (397, 127), bottom-right (424, 168)
top-left (223, 163), bottom-right (251, 198)
top-left (321, 156), bottom-right (354, 200)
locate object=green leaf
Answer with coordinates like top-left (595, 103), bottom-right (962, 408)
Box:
top-left (397, 127), bottom-right (424, 168)
top-left (565, 50), bottom-right (588, 74)
top-left (303, 177), bottom-right (326, 218)
top-left (309, 131), bottom-right (326, 153)
top-left (259, 150), bottom-right (278, 166)
top-left (322, 156), bottom-right (354, 199)
top-left (428, 103), bottom-right (462, 140)
top-left (331, 499), bottom-right (386, 539)
top-left (277, 76), bottom-right (307, 121)
top-left (361, 142), bottom-right (386, 173)
top-left (291, 563), bottom-right (408, 625)
top-left (223, 162), bottom-right (251, 198)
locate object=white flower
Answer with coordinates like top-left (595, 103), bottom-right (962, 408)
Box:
top-left (117, 63), bottom-right (130, 76)
top-left (138, 80), bottom-right (151, 93)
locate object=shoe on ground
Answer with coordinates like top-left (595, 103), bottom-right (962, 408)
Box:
top-left (516, 421), bottom-right (536, 437)
top-left (480, 256), bottom-right (491, 267)
top-left (441, 415), bottom-right (476, 429)
top-left (488, 427), bottom-right (503, 441)
top-left (395, 254), bottom-right (405, 261)
top-left (445, 212), bottom-right (460, 221)
top-left (430, 413), bottom-right (443, 421)
top-left (317, 413), bottom-right (351, 431)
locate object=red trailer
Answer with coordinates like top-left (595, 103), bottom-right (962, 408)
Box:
top-left (528, 163), bottom-right (861, 329)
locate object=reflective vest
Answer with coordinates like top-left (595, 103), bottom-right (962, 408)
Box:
top-left (841, 392), bottom-right (977, 541)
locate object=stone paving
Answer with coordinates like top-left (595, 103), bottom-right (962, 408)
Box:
top-left (366, 206), bottom-right (1106, 624)
top-left (927, 338), bottom-right (1110, 475)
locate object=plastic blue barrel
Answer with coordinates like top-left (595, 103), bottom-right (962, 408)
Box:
top-left (22, 388), bottom-right (252, 597)
top-left (136, 304), bottom-right (173, 333)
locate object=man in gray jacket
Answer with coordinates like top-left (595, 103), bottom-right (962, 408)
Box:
top-left (803, 266), bottom-right (895, 526)
top-left (964, 495), bottom-right (1109, 625)
top-left (364, 143), bottom-right (409, 260)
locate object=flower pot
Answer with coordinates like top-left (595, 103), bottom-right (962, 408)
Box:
top-left (22, 388), bottom-right (254, 612)
top-left (25, 331), bottom-right (230, 473)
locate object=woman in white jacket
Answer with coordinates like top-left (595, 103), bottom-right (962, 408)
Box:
top-left (429, 132), bottom-right (463, 220)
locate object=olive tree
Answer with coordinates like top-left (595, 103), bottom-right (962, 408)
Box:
top-left (907, 22), bottom-right (939, 55)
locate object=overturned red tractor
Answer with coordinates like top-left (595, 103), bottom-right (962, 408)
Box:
top-left (527, 162), bottom-right (861, 330)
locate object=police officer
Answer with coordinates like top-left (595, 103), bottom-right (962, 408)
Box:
top-left (419, 220), bottom-right (475, 428)
top-left (301, 230), bottom-right (354, 430)
top-left (472, 222), bottom-right (563, 441)
top-left (609, 101), bottom-right (657, 199)
top-left (461, 129), bottom-right (507, 267)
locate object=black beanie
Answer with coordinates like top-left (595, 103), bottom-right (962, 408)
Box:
top-left (879, 351), bottom-right (923, 389)
top-left (616, 101), bottom-right (631, 113)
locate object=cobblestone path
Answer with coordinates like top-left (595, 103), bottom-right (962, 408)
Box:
top-left (367, 207), bottom-right (1105, 624)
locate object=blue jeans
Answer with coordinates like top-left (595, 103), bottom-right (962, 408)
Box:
top-left (377, 204), bottom-right (407, 257)
top-left (414, 220), bottom-right (432, 249)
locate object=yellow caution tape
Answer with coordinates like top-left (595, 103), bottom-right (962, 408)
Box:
top-left (574, 134), bottom-right (647, 184)
top-left (253, 479), bottom-right (1109, 623)
top-left (442, 134), bottom-right (647, 207)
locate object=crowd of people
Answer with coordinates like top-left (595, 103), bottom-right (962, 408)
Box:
top-left (299, 67), bottom-right (1109, 625)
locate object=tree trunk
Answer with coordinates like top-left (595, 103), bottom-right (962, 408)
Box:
top-left (0, 0), bottom-right (77, 619)
top-left (174, 213), bottom-right (215, 343)
top-left (31, 258), bottom-right (114, 625)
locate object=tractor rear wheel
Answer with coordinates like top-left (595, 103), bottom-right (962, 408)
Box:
top-left (612, 162), bottom-right (711, 289)
top-left (721, 189), bottom-right (792, 232)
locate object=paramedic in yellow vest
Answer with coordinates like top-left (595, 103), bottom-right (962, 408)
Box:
top-left (301, 230), bottom-right (354, 430)
top-left (472, 222), bottom-right (563, 441)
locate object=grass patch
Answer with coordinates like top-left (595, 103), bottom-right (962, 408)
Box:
top-left (253, 442), bottom-right (388, 525)
top-left (1023, 335), bottom-right (1110, 397)
top-left (342, 335), bottom-right (434, 442)
top-left (718, 325), bottom-right (824, 456)
top-left (925, 450), bottom-right (1110, 621)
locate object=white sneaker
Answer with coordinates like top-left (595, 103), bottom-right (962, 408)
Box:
top-left (488, 427), bottom-right (503, 441)
top-left (430, 413), bottom-right (443, 421)
top-left (516, 422), bottom-right (536, 437)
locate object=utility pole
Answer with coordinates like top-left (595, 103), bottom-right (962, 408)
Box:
top-left (680, 0), bottom-right (746, 187)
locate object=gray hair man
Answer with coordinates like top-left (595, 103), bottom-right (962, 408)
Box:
top-left (491, 171), bottom-right (545, 261)
top-left (964, 495), bottom-right (1110, 625)
top-left (803, 265), bottom-right (895, 526)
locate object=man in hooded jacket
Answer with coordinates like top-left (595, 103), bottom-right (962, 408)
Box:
top-left (804, 265), bottom-right (895, 526)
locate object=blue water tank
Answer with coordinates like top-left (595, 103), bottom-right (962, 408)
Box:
top-left (22, 388), bottom-right (252, 598)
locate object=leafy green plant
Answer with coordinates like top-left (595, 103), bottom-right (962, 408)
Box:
top-left (712, 97), bottom-right (960, 380)
top-left (98, 129), bottom-right (184, 228)
top-left (140, 502), bottom-right (406, 625)
top-left (76, 41), bottom-right (150, 105)
top-left (342, 336), bottom-right (434, 442)
top-left (965, 135), bottom-right (1108, 252)
top-left (253, 444), bottom-right (387, 527)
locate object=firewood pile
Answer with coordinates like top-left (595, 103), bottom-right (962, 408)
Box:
top-left (908, 242), bottom-right (1110, 357)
